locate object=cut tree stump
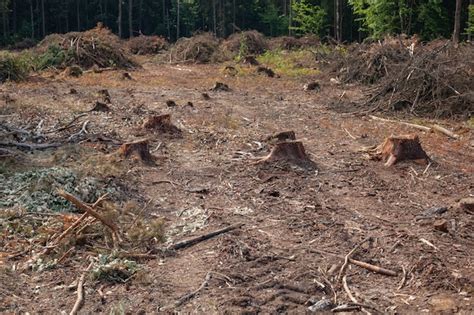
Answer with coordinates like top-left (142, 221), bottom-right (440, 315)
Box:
top-left (257, 66), bottom-right (276, 78)
top-left (370, 134), bottom-right (430, 167)
top-left (304, 82), bottom-right (321, 91)
top-left (241, 55), bottom-right (259, 66)
top-left (89, 101), bottom-right (111, 112)
top-left (266, 131), bottom-right (296, 143)
top-left (97, 89), bottom-right (111, 103)
top-left (117, 139), bottom-right (154, 163)
top-left (142, 114), bottom-right (181, 134)
top-left (257, 140), bottom-right (316, 170)
top-left (210, 82), bottom-right (230, 92)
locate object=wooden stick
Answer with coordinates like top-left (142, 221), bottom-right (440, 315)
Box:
top-left (57, 246), bottom-right (75, 265)
top-left (169, 223), bottom-right (244, 251)
top-left (342, 276), bottom-right (371, 315)
top-left (0, 141), bottom-right (62, 150)
top-left (338, 237), bottom-right (371, 281)
top-left (57, 190), bottom-right (118, 236)
top-left (70, 261), bottom-right (94, 315)
top-left (163, 272), bottom-right (212, 310)
top-left (369, 115), bottom-right (431, 132)
top-left (431, 124), bottom-right (460, 139)
top-left (348, 258), bottom-right (397, 277)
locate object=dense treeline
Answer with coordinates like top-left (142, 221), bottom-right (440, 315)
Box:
top-left (0, 0), bottom-right (472, 46)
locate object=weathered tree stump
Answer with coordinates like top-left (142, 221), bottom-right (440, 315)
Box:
top-left (257, 66), bottom-right (276, 78)
top-left (89, 101), bottom-right (111, 112)
top-left (201, 93), bottom-right (211, 100)
top-left (304, 82), bottom-right (321, 91)
top-left (166, 100), bottom-right (177, 107)
top-left (370, 134), bottom-right (430, 166)
top-left (142, 114), bottom-right (181, 134)
top-left (266, 131), bottom-right (296, 143)
top-left (122, 72), bottom-right (133, 80)
top-left (117, 139), bottom-right (154, 163)
top-left (63, 66), bottom-right (83, 77)
top-left (210, 82), bottom-right (230, 92)
top-left (257, 141), bottom-right (316, 170)
top-left (223, 65), bottom-right (238, 76)
top-left (241, 55), bottom-right (259, 66)
top-left (97, 89), bottom-right (111, 103)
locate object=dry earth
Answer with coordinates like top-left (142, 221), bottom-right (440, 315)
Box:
top-left (1, 58), bottom-right (473, 314)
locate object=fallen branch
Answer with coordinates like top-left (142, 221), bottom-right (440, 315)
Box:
top-left (57, 190), bottom-right (121, 245)
top-left (431, 124), bottom-right (460, 139)
top-left (169, 223), bottom-right (244, 251)
top-left (163, 272), bottom-right (212, 310)
top-left (0, 141), bottom-right (62, 150)
top-left (342, 276), bottom-right (372, 315)
top-left (338, 237), bottom-right (371, 281)
top-left (70, 261), bottom-right (94, 315)
top-left (349, 258), bottom-right (397, 277)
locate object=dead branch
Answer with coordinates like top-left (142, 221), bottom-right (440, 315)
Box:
top-left (169, 223), bottom-right (244, 251)
top-left (0, 141), bottom-right (62, 150)
top-left (57, 190), bottom-right (121, 244)
top-left (342, 276), bottom-right (372, 315)
top-left (70, 261), bottom-right (94, 315)
top-left (369, 115), bottom-right (431, 132)
top-left (166, 272), bottom-right (212, 309)
top-left (349, 259), bottom-right (397, 277)
top-left (431, 124), bottom-right (460, 139)
top-left (338, 237), bottom-right (371, 281)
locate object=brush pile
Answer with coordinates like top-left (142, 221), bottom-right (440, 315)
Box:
top-left (222, 31), bottom-right (268, 56)
top-left (269, 35), bottom-right (320, 50)
top-left (36, 24), bottom-right (138, 69)
top-left (128, 35), bottom-right (169, 55)
top-left (170, 33), bottom-right (223, 63)
top-left (333, 36), bottom-right (474, 118)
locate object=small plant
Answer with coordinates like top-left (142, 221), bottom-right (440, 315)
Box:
top-left (34, 44), bottom-right (70, 70)
top-left (256, 49), bottom-right (319, 77)
top-left (91, 254), bottom-right (140, 283)
top-left (237, 34), bottom-right (249, 61)
top-left (0, 52), bottom-right (29, 82)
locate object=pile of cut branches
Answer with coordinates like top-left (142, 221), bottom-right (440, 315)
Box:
top-left (169, 33), bottom-right (224, 63)
top-left (364, 41), bottom-right (474, 118)
top-left (222, 30), bottom-right (268, 57)
top-left (128, 35), bottom-right (169, 55)
top-left (268, 35), bottom-right (320, 50)
top-left (35, 24), bottom-right (138, 69)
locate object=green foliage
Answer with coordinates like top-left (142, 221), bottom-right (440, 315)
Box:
top-left (260, 2), bottom-right (288, 36)
top-left (256, 49), bottom-right (319, 77)
top-left (349, 0), bottom-right (399, 38)
top-left (467, 5), bottom-right (474, 37)
top-left (418, 0), bottom-right (448, 40)
top-left (35, 44), bottom-right (70, 70)
top-left (0, 52), bottom-right (29, 82)
top-left (237, 33), bottom-right (249, 60)
top-left (290, 0), bottom-right (326, 36)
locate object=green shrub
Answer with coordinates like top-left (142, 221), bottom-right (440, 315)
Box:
top-left (34, 44), bottom-right (71, 70)
top-left (0, 52), bottom-right (29, 83)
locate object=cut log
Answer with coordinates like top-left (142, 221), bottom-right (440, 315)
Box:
top-left (370, 134), bottom-right (430, 167)
top-left (266, 130), bottom-right (296, 143)
top-left (142, 114), bottom-right (181, 134)
top-left (117, 139), bottom-right (154, 163)
top-left (257, 141), bottom-right (316, 170)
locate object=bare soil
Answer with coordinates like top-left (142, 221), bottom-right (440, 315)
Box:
top-left (1, 59), bottom-right (473, 314)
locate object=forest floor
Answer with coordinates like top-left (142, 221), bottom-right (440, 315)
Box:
top-left (1, 56), bottom-right (473, 314)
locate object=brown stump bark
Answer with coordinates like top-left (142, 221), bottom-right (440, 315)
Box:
top-left (266, 131), bottom-right (296, 143)
top-left (257, 141), bottom-right (316, 170)
top-left (142, 114), bottom-right (181, 134)
top-left (372, 134), bottom-right (430, 167)
top-left (90, 101), bottom-right (111, 112)
top-left (117, 139), bottom-right (154, 163)
top-left (210, 82), bottom-right (230, 92)
top-left (241, 55), bottom-right (259, 66)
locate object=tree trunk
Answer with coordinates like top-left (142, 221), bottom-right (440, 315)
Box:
top-left (335, 0), bottom-right (341, 41)
top-left (13, 0), bottom-right (17, 34)
top-left (176, 0), bottom-right (180, 39)
top-left (41, 0), bottom-right (45, 36)
top-left (453, 0), bottom-right (462, 44)
top-left (289, 0), bottom-right (292, 36)
top-left (470, 0), bottom-right (474, 42)
top-left (129, 0), bottom-right (133, 37)
top-left (139, 0), bottom-right (143, 33)
top-left (232, 0), bottom-right (235, 33)
top-left (76, 0), bottom-right (80, 30)
top-left (118, 0), bottom-right (122, 37)
top-left (212, 0), bottom-right (216, 35)
top-left (30, 0), bottom-right (34, 38)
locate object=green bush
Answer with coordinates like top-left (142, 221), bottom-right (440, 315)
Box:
top-left (34, 44), bottom-right (71, 70)
top-left (0, 52), bottom-right (29, 83)
top-left (290, 0), bottom-right (326, 36)
top-left (467, 4), bottom-right (474, 37)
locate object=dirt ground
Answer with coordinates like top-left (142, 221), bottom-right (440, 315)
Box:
top-left (1, 58), bottom-right (473, 314)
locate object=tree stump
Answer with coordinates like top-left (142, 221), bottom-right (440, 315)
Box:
top-left (266, 131), bottom-right (296, 143)
top-left (117, 139), bottom-right (154, 163)
top-left (89, 101), bottom-right (111, 112)
top-left (371, 134), bottom-right (430, 166)
top-left (257, 66), bottom-right (276, 77)
top-left (257, 141), bottom-right (316, 170)
top-left (304, 82), bottom-right (320, 91)
top-left (142, 114), bottom-right (181, 134)
top-left (210, 82), bottom-right (230, 92)
top-left (97, 89), bottom-right (111, 103)
top-left (241, 55), bottom-right (259, 66)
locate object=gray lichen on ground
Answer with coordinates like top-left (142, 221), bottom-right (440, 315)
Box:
top-left (0, 167), bottom-right (115, 212)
